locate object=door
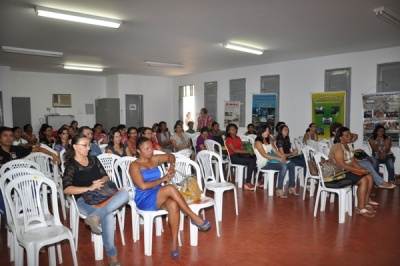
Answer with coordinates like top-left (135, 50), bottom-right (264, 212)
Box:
top-left (125, 95), bottom-right (143, 127)
top-left (12, 97), bottom-right (31, 127)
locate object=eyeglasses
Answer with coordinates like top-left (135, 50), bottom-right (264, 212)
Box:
top-left (75, 143), bottom-right (91, 148)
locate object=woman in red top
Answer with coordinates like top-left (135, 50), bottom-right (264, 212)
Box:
top-left (141, 127), bottom-right (162, 151)
top-left (225, 123), bottom-right (256, 190)
top-left (126, 126), bottom-right (138, 155)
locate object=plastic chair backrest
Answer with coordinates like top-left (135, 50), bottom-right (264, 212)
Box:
top-left (190, 135), bottom-right (199, 153)
top-left (99, 144), bottom-right (107, 154)
top-left (25, 152), bottom-right (55, 180)
top-left (173, 149), bottom-right (192, 158)
top-left (59, 149), bottom-right (66, 165)
top-left (174, 157), bottom-right (204, 192)
top-left (39, 144), bottom-right (58, 155)
top-left (313, 152), bottom-right (330, 189)
top-left (97, 153), bottom-right (120, 181)
top-left (114, 156), bottom-right (136, 189)
top-left (0, 159), bottom-right (40, 176)
top-left (196, 150), bottom-right (225, 183)
top-left (5, 175), bottom-right (61, 234)
top-left (301, 145), bottom-right (318, 177)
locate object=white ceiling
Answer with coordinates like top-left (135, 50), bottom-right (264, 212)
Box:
top-left (1, 0), bottom-right (400, 77)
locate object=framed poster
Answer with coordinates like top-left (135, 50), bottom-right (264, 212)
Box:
top-left (224, 101), bottom-right (241, 128)
top-left (252, 93), bottom-right (277, 133)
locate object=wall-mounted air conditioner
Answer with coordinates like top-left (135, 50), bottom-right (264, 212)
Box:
top-left (52, 94), bottom-right (72, 108)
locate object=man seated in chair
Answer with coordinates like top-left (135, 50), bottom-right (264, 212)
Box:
top-left (0, 126), bottom-right (61, 167)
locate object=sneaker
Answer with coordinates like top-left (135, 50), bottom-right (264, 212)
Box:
top-left (244, 183), bottom-right (255, 191)
top-left (257, 181), bottom-right (264, 188)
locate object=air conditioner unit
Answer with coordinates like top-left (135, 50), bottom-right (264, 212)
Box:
top-left (52, 94), bottom-right (71, 108)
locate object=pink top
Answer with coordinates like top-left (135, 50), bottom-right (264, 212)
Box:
top-left (197, 115), bottom-right (213, 131)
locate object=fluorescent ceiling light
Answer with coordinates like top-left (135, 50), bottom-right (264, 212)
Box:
top-left (223, 42), bottom-right (264, 55)
top-left (374, 6), bottom-right (400, 29)
top-left (2, 46), bottom-right (63, 57)
top-left (64, 65), bottom-right (103, 72)
top-left (146, 61), bottom-right (184, 68)
top-left (35, 6), bottom-right (121, 28)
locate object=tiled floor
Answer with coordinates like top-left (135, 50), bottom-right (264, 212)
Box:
top-left (1, 180), bottom-right (399, 265)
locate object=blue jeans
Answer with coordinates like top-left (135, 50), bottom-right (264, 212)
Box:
top-left (358, 160), bottom-right (384, 185)
top-left (77, 190), bottom-right (129, 258)
top-left (372, 156), bottom-right (395, 182)
top-left (262, 161), bottom-right (296, 189)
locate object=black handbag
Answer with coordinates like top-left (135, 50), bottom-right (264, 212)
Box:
top-left (83, 180), bottom-right (118, 205)
top-left (354, 150), bottom-right (372, 162)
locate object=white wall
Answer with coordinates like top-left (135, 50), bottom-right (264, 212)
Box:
top-left (117, 74), bottom-right (174, 127)
top-left (10, 71), bottom-right (106, 133)
top-left (172, 46), bottom-right (400, 173)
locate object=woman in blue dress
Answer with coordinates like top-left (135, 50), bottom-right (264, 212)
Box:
top-left (129, 136), bottom-right (211, 259)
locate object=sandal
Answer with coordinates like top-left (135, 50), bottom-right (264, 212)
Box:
top-left (368, 199), bottom-right (379, 206)
top-left (355, 208), bottom-right (375, 217)
top-left (191, 219), bottom-right (211, 232)
top-left (170, 241), bottom-right (180, 259)
top-left (84, 216), bottom-right (102, 235)
top-left (378, 183), bottom-right (396, 189)
top-left (365, 205), bottom-right (377, 214)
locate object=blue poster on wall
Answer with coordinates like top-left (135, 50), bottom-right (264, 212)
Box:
top-left (252, 93), bottom-right (277, 133)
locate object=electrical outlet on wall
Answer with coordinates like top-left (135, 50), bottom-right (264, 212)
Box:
top-left (46, 107), bottom-right (51, 112)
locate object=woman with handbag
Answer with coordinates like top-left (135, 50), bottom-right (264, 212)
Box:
top-left (330, 127), bottom-right (376, 217)
top-left (368, 125), bottom-right (397, 184)
top-left (254, 125), bottom-right (298, 198)
top-left (129, 136), bottom-right (211, 259)
top-left (63, 134), bottom-right (129, 266)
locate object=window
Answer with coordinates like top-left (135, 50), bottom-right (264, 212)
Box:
top-left (204, 81), bottom-right (217, 121)
top-left (325, 68), bottom-right (351, 126)
top-left (179, 85), bottom-right (195, 130)
top-left (229, 78), bottom-right (246, 127)
top-left (260, 75), bottom-right (280, 123)
top-left (377, 62), bottom-right (400, 92)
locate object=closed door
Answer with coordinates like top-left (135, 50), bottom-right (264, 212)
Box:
top-left (125, 95), bottom-right (143, 127)
top-left (12, 97), bottom-right (31, 127)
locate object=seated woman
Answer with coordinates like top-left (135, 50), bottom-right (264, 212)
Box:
top-left (77, 126), bottom-right (102, 156)
top-left (93, 123), bottom-right (108, 144)
top-left (369, 125), bottom-right (397, 184)
top-left (225, 123), bottom-right (257, 191)
top-left (63, 134), bottom-right (129, 266)
top-left (330, 122), bottom-right (358, 147)
top-left (254, 125), bottom-right (298, 197)
top-left (116, 124), bottom-right (128, 144)
top-left (303, 123), bottom-right (318, 144)
top-left (171, 123), bottom-right (191, 152)
top-left (12, 126), bottom-right (31, 147)
top-left (22, 123), bottom-right (38, 144)
top-left (126, 127), bottom-right (138, 156)
top-left (105, 129), bottom-right (132, 157)
top-left (142, 127), bottom-right (162, 151)
top-left (196, 126), bottom-right (213, 154)
top-left (275, 124), bottom-right (307, 177)
top-left (129, 137), bottom-right (211, 259)
top-left (156, 121), bottom-right (174, 153)
top-left (39, 124), bottom-right (56, 147)
top-left (54, 126), bottom-right (70, 156)
top-left (330, 127), bottom-right (375, 217)
top-left (209, 122), bottom-right (228, 159)
top-left (244, 123), bottom-right (258, 135)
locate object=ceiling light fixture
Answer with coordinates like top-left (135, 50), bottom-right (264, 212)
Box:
top-left (35, 6), bottom-right (122, 28)
top-left (223, 42), bottom-right (264, 55)
top-left (145, 61), bottom-right (184, 68)
top-left (63, 65), bottom-right (103, 72)
top-left (2, 45), bottom-right (63, 57)
top-left (374, 6), bottom-right (400, 29)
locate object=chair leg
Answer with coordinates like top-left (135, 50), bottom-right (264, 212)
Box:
top-left (93, 234), bottom-right (104, 260)
top-left (143, 215), bottom-right (154, 256)
top-left (313, 186), bottom-right (322, 217)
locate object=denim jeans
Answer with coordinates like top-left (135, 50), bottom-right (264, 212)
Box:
top-left (77, 190), bottom-right (129, 258)
top-left (262, 161), bottom-right (296, 189)
top-left (358, 160), bottom-right (384, 185)
top-left (372, 156), bottom-right (395, 182)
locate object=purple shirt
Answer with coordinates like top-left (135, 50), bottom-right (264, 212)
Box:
top-left (196, 135), bottom-right (212, 153)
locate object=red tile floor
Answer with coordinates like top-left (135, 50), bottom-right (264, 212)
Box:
top-left (1, 179), bottom-right (399, 265)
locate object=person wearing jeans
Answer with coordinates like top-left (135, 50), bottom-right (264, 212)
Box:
top-left (63, 133), bottom-right (128, 266)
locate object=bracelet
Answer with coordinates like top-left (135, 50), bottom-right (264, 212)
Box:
top-left (171, 163), bottom-right (175, 167)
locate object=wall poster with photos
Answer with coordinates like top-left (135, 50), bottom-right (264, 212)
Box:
top-left (251, 93), bottom-right (277, 133)
top-left (311, 92), bottom-right (346, 139)
top-left (362, 92), bottom-right (399, 146)
top-left (224, 101), bottom-right (241, 128)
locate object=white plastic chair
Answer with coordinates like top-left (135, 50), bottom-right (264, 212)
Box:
top-left (253, 151), bottom-right (280, 194)
top-left (97, 153), bottom-right (126, 245)
top-left (196, 150), bottom-right (238, 221)
top-left (313, 152), bottom-right (353, 224)
top-left (67, 195), bottom-right (104, 260)
top-left (38, 144), bottom-right (58, 155)
top-left (25, 152), bottom-right (67, 220)
top-left (0, 159), bottom-right (40, 176)
top-left (0, 168), bottom-right (47, 264)
top-left (5, 175), bottom-right (78, 266)
top-left (174, 157), bottom-right (220, 246)
top-left (301, 146), bottom-right (320, 200)
top-left (173, 148), bottom-right (193, 158)
top-left (99, 144), bottom-right (107, 154)
top-left (224, 139), bottom-right (247, 187)
top-left (114, 156), bottom-right (137, 240)
top-left (293, 138), bottom-right (304, 151)
top-left (204, 139), bottom-right (230, 182)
